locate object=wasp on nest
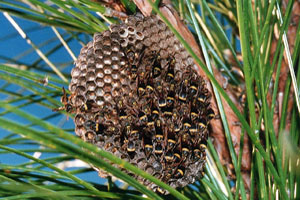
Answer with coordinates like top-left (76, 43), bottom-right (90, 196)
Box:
top-left (56, 14), bottom-right (214, 194)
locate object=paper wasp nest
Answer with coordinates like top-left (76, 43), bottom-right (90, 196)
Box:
top-left (67, 14), bottom-right (214, 194)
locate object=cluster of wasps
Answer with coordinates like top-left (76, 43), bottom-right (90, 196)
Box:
top-left (113, 46), bottom-right (215, 191)
top-left (56, 45), bottom-right (214, 194)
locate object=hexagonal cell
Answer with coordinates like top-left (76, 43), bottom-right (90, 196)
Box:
top-left (86, 71), bottom-right (96, 81)
top-left (95, 77), bottom-right (105, 87)
top-left (74, 114), bottom-right (86, 126)
top-left (75, 85), bottom-right (86, 95)
top-left (71, 67), bottom-right (81, 77)
top-left (119, 28), bottom-right (129, 38)
top-left (95, 87), bottom-right (105, 97)
top-left (85, 91), bottom-right (96, 101)
top-left (95, 96), bottom-right (105, 107)
top-left (103, 83), bottom-right (112, 93)
top-left (75, 125), bottom-right (86, 137)
top-left (86, 81), bottom-right (96, 91)
top-left (74, 95), bottom-right (85, 107)
top-left (103, 74), bottom-right (112, 84)
top-left (103, 65), bottom-right (113, 75)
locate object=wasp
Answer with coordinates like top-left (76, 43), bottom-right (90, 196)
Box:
top-left (174, 124), bottom-right (181, 134)
top-left (193, 148), bottom-right (202, 161)
top-left (173, 150), bottom-right (182, 164)
top-left (154, 81), bottom-right (163, 94)
top-left (181, 132), bottom-right (191, 159)
top-left (166, 90), bottom-right (175, 106)
top-left (137, 77), bottom-right (146, 96)
top-left (190, 106), bottom-right (199, 121)
top-left (84, 120), bottom-right (96, 131)
top-left (174, 166), bottom-right (185, 178)
top-left (146, 115), bottom-right (155, 130)
top-left (199, 144), bottom-right (207, 159)
top-left (198, 118), bottom-right (207, 131)
top-left (144, 143), bottom-right (153, 158)
top-left (197, 93), bottom-right (207, 104)
top-left (199, 144), bottom-right (207, 151)
top-left (164, 151), bottom-right (174, 163)
top-left (53, 87), bottom-right (75, 113)
top-left (152, 54), bottom-right (162, 79)
top-left (189, 123), bottom-right (198, 136)
top-left (80, 99), bottom-right (99, 113)
top-left (188, 80), bottom-right (198, 97)
top-left (154, 120), bottom-right (164, 142)
top-left (138, 111), bottom-right (148, 124)
top-left (84, 120), bottom-right (105, 135)
top-left (151, 105), bottom-right (159, 120)
top-left (156, 187), bottom-right (166, 195)
top-left (182, 146), bottom-right (190, 159)
top-left (165, 57), bottom-right (175, 82)
top-left (154, 142), bottom-right (163, 157)
top-left (119, 108), bottom-right (127, 120)
top-left (126, 47), bottom-right (145, 79)
top-left (158, 98), bottom-right (167, 109)
top-left (162, 166), bottom-right (174, 182)
top-left (129, 126), bottom-right (139, 138)
top-left (130, 64), bottom-right (138, 79)
top-left (207, 108), bottom-right (215, 120)
top-left (167, 130), bottom-right (176, 150)
top-left (163, 106), bottom-right (173, 118)
top-left (126, 48), bottom-right (137, 63)
top-left (146, 79), bottom-right (154, 94)
top-left (127, 140), bottom-right (136, 153)
top-left (142, 102), bottom-right (152, 115)
top-left (182, 117), bottom-right (192, 131)
top-left (143, 136), bottom-right (153, 158)
top-left (178, 83), bottom-right (188, 102)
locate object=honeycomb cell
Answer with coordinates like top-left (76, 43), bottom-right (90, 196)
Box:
top-left (111, 42), bottom-right (120, 52)
top-left (127, 26), bottom-right (136, 34)
top-left (111, 80), bottom-right (121, 88)
top-left (86, 91), bottom-right (96, 101)
top-left (95, 87), bottom-right (105, 97)
top-left (103, 75), bottom-right (112, 84)
top-left (85, 131), bottom-right (95, 141)
top-left (74, 95), bottom-right (85, 107)
top-left (86, 72), bottom-right (96, 82)
top-left (103, 84), bottom-right (112, 93)
top-left (102, 36), bottom-right (111, 46)
top-left (111, 52), bottom-right (120, 61)
top-left (111, 63), bottom-right (120, 71)
top-left (95, 77), bottom-right (105, 87)
top-left (69, 83), bottom-right (77, 93)
top-left (75, 114), bottom-right (85, 126)
top-left (95, 69), bottom-right (104, 78)
top-left (119, 28), bottom-right (129, 38)
top-left (94, 49), bottom-right (103, 58)
top-left (75, 85), bottom-right (86, 95)
top-left (71, 67), bottom-right (81, 77)
top-left (86, 81), bottom-right (96, 91)
top-left (102, 46), bottom-right (112, 55)
top-left (96, 96), bottom-right (105, 106)
top-left (120, 39), bottom-right (128, 47)
top-left (112, 88), bottom-right (121, 97)
top-left (75, 125), bottom-right (86, 137)
top-left (103, 65), bottom-right (113, 74)
top-left (78, 62), bottom-right (87, 71)
top-left (95, 59), bottom-right (104, 69)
